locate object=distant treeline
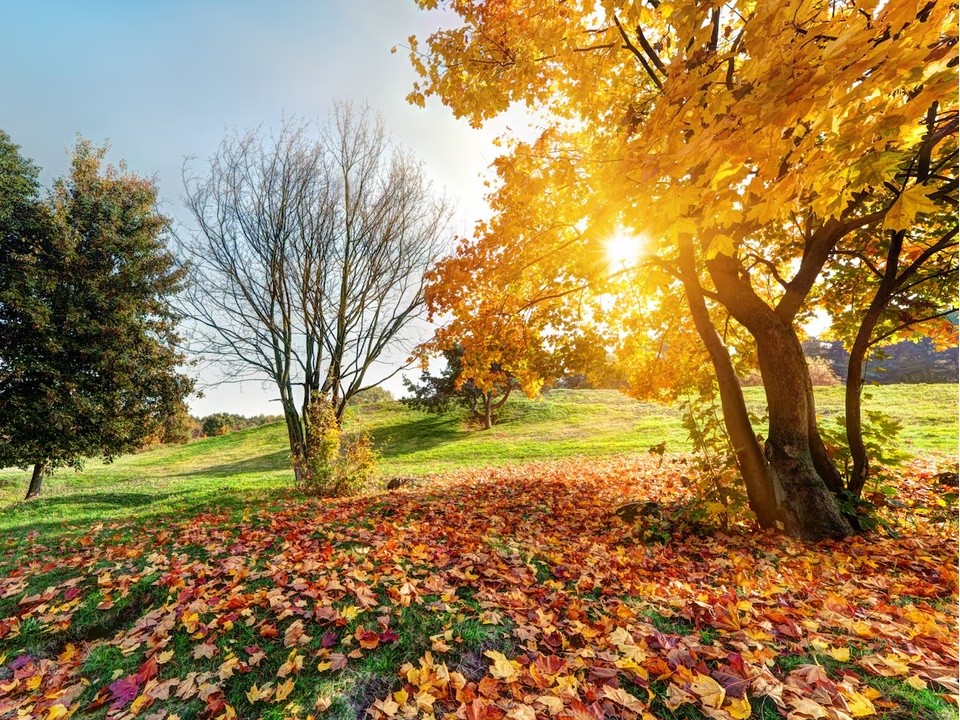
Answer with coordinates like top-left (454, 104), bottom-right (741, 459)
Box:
top-left (803, 338), bottom-right (959, 384)
top-left (143, 387), bottom-right (397, 449)
top-left (141, 410), bottom-right (283, 449)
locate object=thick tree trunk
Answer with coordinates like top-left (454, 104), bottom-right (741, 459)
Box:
top-left (754, 322), bottom-right (853, 540)
top-left (677, 239), bottom-right (780, 527)
top-left (806, 379), bottom-right (845, 494)
top-left (25, 462), bottom-right (45, 500)
top-left (706, 254), bottom-right (852, 541)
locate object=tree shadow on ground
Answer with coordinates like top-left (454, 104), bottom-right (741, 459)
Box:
top-left (370, 413), bottom-right (466, 460)
top-left (170, 450), bottom-right (291, 479)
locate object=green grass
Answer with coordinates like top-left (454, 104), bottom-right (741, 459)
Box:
top-left (0, 385), bottom-right (955, 541)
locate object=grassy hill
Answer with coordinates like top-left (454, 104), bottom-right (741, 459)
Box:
top-left (0, 386), bottom-right (956, 720)
top-left (0, 385), bottom-right (955, 540)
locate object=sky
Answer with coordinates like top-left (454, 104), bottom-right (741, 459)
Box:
top-left (0, 0), bottom-right (530, 416)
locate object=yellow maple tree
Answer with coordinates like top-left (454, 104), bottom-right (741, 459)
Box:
top-left (408, 0), bottom-right (958, 539)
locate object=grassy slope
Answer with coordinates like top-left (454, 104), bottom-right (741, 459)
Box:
top-left (0, 385), bottom-right (955, 539)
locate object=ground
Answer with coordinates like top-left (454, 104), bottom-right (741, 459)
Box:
top-left (0, 388), bottom-right (956, 720)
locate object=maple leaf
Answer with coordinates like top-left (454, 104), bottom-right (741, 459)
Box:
top-left (245, 682), bottom-right (271, 703)
top-left (506, 705), bottom-right (537, 720)
top-left (193, 642), bottom-right (218, 660)
top-left (283, 620), bottom-right (310, 647)
top-left (485, 650), bottom-right (520, 682)
top-left (107, 675), bottom-right (140, 709)
top-left (601, 685), bottom-right (648, 714)
top-left (277, 650), bottom-right (304, 678)
top-left (536, 694), bottom-right (565, 715)
top-left (274, 677), bottom-right (295, 702)
top-left (689, 673), bottom-right (726, 709)
top-left (883, 184), bottom-right (941, 232)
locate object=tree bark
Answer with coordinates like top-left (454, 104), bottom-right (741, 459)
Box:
top-left (707, 254), bottom-right (852, 541)
top-left (483, 394), bottom-right (493, 430)
top-left (677, 238), bottom-right (780, 527)
top-left (25, 462), bottom-right (45, 500)
top-left (754, 321), bottom-right (853, 540)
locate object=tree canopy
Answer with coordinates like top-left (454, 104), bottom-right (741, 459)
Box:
top-left (0, 133), bottom-right (193, 498)
top-left (408, 0), bottom-right (958, 539)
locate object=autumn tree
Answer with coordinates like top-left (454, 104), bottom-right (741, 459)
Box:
top-left (408, 0), bottom-right (958, 539)
top-left (182, 105), bottom-right (451, 481)
top-left (404, 344), bottom-right (520, 429)
top-left (0, 133), bottom-right (194, 498)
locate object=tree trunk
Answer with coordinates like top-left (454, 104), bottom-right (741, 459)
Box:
top-left (706, 254), bottom-right (851, 541)
top-left (754, 321), bottom-right (853, 541)
top-left (282, 404), bottom-right (307, 483)
top-left (806, 378), bottom-right (845, 494)
top-left (677, 238), bottom-right (780, 527)
top-left (25, 462), bottom-right (45, 500)
top-left (845, 304), bottom-right (885, 498)
top-left (483, 394), bottom-right (493, 430)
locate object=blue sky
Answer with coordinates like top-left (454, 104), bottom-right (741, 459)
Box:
top-left (1, 1), bottom-right (525, 415)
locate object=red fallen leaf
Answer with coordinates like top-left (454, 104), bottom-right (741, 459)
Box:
top-left (329, 653), bottom-right (348, 671)
top-left (562, 700), bottom-right (606, 720)
top-left (533, 654), bottom-right (566, 677)
top-left (108, 675), bottom-right (140, 709)
top-left (380, 628), bottom-right (399, 644)
top-left (204, 692), bottom-right (227, 717)
top-left (260, 622), bottom-right (279, 639)
top-left (461, 698), bottom-right (505, 720)
top-left (321, 629), bottom-right (339, 648)
top-left (136, 655), bottom-right (159, 685)
top-left (355, 626), bottom-right (380, 650)
top-left (63, 587), bottom-right (81, 602)
top-left (244, 644), bottom-right (263, 656)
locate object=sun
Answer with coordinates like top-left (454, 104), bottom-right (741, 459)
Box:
top-left (604, 230), bottom-right (643, 270)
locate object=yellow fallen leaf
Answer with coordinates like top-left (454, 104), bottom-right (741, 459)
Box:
top-left (246, 682), bottom-right (271, 703)
top-left (373, 697), bottom-right (399, 717)
top-left (393, 688), bottom-right (408, 706)
top-left (726, 695), bottom-right (752, 720)
top-left (828, 647), bottom-right (851, 662)
top-left (689, 673), bottom-right (726, 709)
top-left (315, 695), bottom-right (332, 712)
top-left (274, 677), bottom-right (295, 702)
top-left (46, 704), bottom-right (69, 720)
top-left (905, 675), bottom-right (928, 691)
top-left (485, 650), bottom-right (520, 682)
top-left (536, 695), bottom-right (564, 715)
top-left (842, 689), bottom-right (876, 717)
top-left (157, 649), bottom-right (175, 665)
top-left (506, 705), bottom-right (536, 720)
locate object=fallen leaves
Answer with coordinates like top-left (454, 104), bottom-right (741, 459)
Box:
top-left (0, 456), bottom-right (956, 720)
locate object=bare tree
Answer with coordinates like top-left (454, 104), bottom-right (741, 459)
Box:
top-left (181, 104), bottom-right (451, 475)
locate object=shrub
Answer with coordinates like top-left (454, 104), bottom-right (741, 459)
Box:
top-left (294, 395), bottom-right (378, 497)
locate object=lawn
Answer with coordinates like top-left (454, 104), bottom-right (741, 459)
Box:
top-left (0, 385), bottom-right (956, 539)
top-left (0, 386), bottom-right (956, 720)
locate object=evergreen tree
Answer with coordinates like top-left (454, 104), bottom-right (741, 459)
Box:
top-left (0, 133), bottom-right (193, 498)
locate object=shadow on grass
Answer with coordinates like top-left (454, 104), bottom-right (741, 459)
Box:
top-left (171, 450), bottom-right (291, 479)
top-left (371, 413), bottom-right (466, 460)
top-left (0, 486), bottom-right (277, 541)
